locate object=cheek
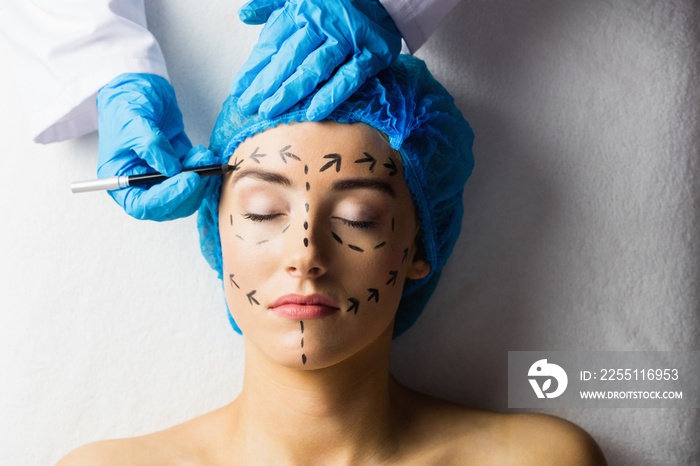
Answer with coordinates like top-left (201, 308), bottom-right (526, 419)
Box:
top-left (218, 212), bottom-right (282, 320)
top-left (328, 236), bottom-right (413, 319)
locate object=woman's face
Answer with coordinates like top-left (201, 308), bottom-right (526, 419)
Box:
top-left (219, 121), bottom-right (429, 369)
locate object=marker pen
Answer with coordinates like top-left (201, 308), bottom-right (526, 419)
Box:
top-left (71, 163), bottom-right (232, 193)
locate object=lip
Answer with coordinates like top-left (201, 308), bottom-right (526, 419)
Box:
top-left (268, 294), bottom-right (340, 319)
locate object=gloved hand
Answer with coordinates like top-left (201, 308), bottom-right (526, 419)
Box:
top-left (232, 0), bottom-right (402, 121)
top-left (97, 73), bottom-right (215, 221)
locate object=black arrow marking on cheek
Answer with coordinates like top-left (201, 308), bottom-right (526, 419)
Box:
top-left (332, 232), bottom-right (343, 244)
top-left (383, 158), bottom-right (397, 176)
top-left (229, 274), bottom-right (240, 289)
top-left (386, 270), bottom-right (398, 286)
top-left (374, 241), bottom-right (386, 249)
top-left (247, 290), bottom-right (259, 306)
top-left (402, 248), bottom-right (409, 262)
top-left (249, 147), bottom-right (267, 163)
top-left (367, 288), bottom-right (379, 303)
top-left (320, 153), bottom-right (342, 172)
top-left (279, 145), bottom-right (300, 163)
top-left (348, 244), bottom-right (364, 252)
top-left (355, 152), bottom-right (376, 172)
top-left (346, 298), bottom-right (360, 314)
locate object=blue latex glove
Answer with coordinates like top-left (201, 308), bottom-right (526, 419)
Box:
top-left (232, 0), bottom-right (402, 121)
top-left (97, 73), bottom-right (215, 221)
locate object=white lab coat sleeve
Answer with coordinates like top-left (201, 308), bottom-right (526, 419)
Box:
top-left (0, 0), bottom-right (169, 144)
top-left (378, 0), bottom-right (462, 53)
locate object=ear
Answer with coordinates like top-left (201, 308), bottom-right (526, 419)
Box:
top-left (407, 257), bottom-right (431, 280)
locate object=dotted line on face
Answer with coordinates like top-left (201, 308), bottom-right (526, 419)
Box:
top-left (303, 165), bottom-right (309, 249)
top-left (300, 320), bottom-right (306, 365)
top-left (301, 161), bottom-right (309, 366)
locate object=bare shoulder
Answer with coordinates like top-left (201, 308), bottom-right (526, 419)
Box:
top-left (395, 390), bottom-right (606, 465)
top-left (501, 413), bottom-right (607, 465)
top-left (55, 438), bottom-right (147, 466)
top-left (55, 406), bottom-right (229, 466)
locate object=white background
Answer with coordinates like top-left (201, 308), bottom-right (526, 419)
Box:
top-left (0, 1), bottom-right (698, 464)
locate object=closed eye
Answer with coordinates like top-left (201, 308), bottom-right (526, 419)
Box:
top-left (243, 213), bottom-right (283, 222)
top-left (332, 217), bottom-right (377, 230)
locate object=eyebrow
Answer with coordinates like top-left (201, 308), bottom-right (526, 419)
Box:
top-left (230, 168), bottom-right (395, 197)
top-left (231, 168), bottom-right (292, 187)
top-left (332, 178), bottom-right (396, 198)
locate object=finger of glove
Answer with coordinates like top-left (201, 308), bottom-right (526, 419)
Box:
top-left (122, 116), bottom-right (182, 176)
top-left (306, 49), bottom-right (377, 121)
top-left (116, 172), bottom-right (202, 221)
top-left (238, 26), bottom-right (324, 114)
top-left (169, 130), bottom-right (194, 160)
top-left (259, 42), bottom-right (347, 118)
top-left (230, 8), bottom-right (296, 97)
top-left (238, 0), bottom-right (286, 24)
top-left (182, 145), bottom-right (216, 169)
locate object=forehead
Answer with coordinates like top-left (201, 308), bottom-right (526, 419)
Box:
top-left (230, 121), bottom-right (400, 175)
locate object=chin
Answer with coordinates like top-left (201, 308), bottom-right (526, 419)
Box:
top-left (241, 314), bottom-right (396, 370)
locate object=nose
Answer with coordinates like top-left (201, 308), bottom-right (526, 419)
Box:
top-left (284, 217), bottom-right (328, 280)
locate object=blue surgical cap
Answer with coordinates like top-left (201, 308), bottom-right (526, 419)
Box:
top-left (197, 54), bottom-right (474, 337)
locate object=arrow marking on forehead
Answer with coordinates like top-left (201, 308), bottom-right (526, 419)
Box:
top-left (249, 147), bottom-right (267, 163)
top-left (383, 158), bottom-right (397, 176)
top-left (320, 153), bottom-right (342, 172)
top-left (230, 156), bottom-right (244, 172)
top-left (355, 152), bottom-right (377, 172)
top-left (279, 145), bottom-right (301, 163)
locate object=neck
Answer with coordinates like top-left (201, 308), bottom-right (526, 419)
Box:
top-left (224, 325), bottom-right (406, 465)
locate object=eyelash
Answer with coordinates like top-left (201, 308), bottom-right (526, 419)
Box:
top-left (334, 217), bottom-right (377, 230)
top-left (243, 213), bottom-right (376, 230)
top-left (243, 213), bottom-right (281, 222)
